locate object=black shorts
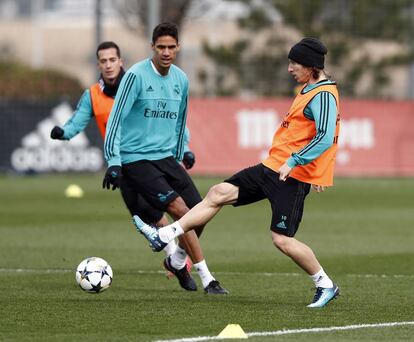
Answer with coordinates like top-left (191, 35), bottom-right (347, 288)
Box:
top-left (120, 184), bottom-right (164, 224)
top-left (225, 164), bottom-right (310, 237)
top-left (121, 156), bottom-right (202, 215)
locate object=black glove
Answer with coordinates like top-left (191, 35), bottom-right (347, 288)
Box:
top-left (102, 166), bottom-right (122, 190)
top-left (182, 151), bottom-right (195, 169)
top-left (50, 126), bottom-right (64, 140)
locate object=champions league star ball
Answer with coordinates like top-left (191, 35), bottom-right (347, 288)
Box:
top-left (75, 257), bottom-right (113, 293)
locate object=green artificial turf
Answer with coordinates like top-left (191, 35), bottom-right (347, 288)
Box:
top-left (0, 174), bottom-right (413, 341)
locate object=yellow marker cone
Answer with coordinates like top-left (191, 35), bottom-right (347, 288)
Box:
top-left (218, 324), bottom-right (248, 339)
top-left (65, 184), bottom-right (84, 198)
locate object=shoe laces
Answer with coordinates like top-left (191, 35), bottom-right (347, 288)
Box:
top-left (176, 266), bottom-right (191, 278)
top-left (311, 287), bottom-right (324, 303)
top-left (140, 224), bottom-right (158, 239)
top-left (208, 280), bottom-right (220, 289)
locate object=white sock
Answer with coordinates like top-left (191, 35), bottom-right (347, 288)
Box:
top-left (159, 222), bottom-right (184, 243)
top-left (163, 240), bottom-right (178, 256)
top-left (310, 268), bottom-right (334, 288)
top-left (194, 260), bottom-right (215, 288)
top-left (170, 246), bottom-right (187, 270)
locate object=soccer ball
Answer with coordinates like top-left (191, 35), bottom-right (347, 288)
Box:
top-left (75, 257), bottom-right (113, 293)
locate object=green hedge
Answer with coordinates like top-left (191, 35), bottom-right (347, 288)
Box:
top-left (0, 60), bottom-right (83, 100)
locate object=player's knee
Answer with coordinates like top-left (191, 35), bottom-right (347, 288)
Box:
top-left (272, 233), bottom-right (291, 254)
top-left (206, 183), bottom-right (237, 206)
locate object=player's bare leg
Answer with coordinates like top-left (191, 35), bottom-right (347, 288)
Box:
top-left (160, 196), bottom-right (228, 293)
top-left (167, 197), bottom-right (204, 262)
top-left (134, 183), bottom-right (239, 247)
top-left (177, 183), bottom-right (239, 229)
top-left (271, 233), bottom-right (321, 275)
top-left (271, 232), bottom-right (339, 307)
top-left (133, 183), bottom-right (239, 293)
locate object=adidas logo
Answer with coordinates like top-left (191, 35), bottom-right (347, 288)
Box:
top-left (10, 102), bottom-right (104, 173)
top-left (146, 85), bottom-right (154, 92)
top-left (276, 221), bottom-right (287, 229)
top-left (157, 190), bottom-right (175, 202)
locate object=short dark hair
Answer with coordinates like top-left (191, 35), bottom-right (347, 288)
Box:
top-left (96, 41), bottom-right (121, 59)
top-left (152, 22), bottom-right (179, 44)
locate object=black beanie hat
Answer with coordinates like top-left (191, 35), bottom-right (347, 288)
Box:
top-left (288, 37), bottom-right (327, 69)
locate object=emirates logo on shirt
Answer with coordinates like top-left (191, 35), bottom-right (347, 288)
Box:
top-left (143, 108), bottom-right (178, 119)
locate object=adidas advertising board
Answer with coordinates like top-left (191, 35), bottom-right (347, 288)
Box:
top-left (0, 101), bottom-right (103, 173)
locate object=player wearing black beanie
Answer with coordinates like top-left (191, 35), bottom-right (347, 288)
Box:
top-left (288, 37), bottom-right (327, 69)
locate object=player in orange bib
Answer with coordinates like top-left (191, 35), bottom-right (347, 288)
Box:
top-left (134, 37), bottom-right (341, 308)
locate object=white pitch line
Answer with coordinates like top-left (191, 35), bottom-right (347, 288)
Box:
top-left (153, 321), bottom-right (414, 342)
top-left (0, 268), bottom-right (70, 273)
top-left (0, 268), bottom-right (413, 279)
